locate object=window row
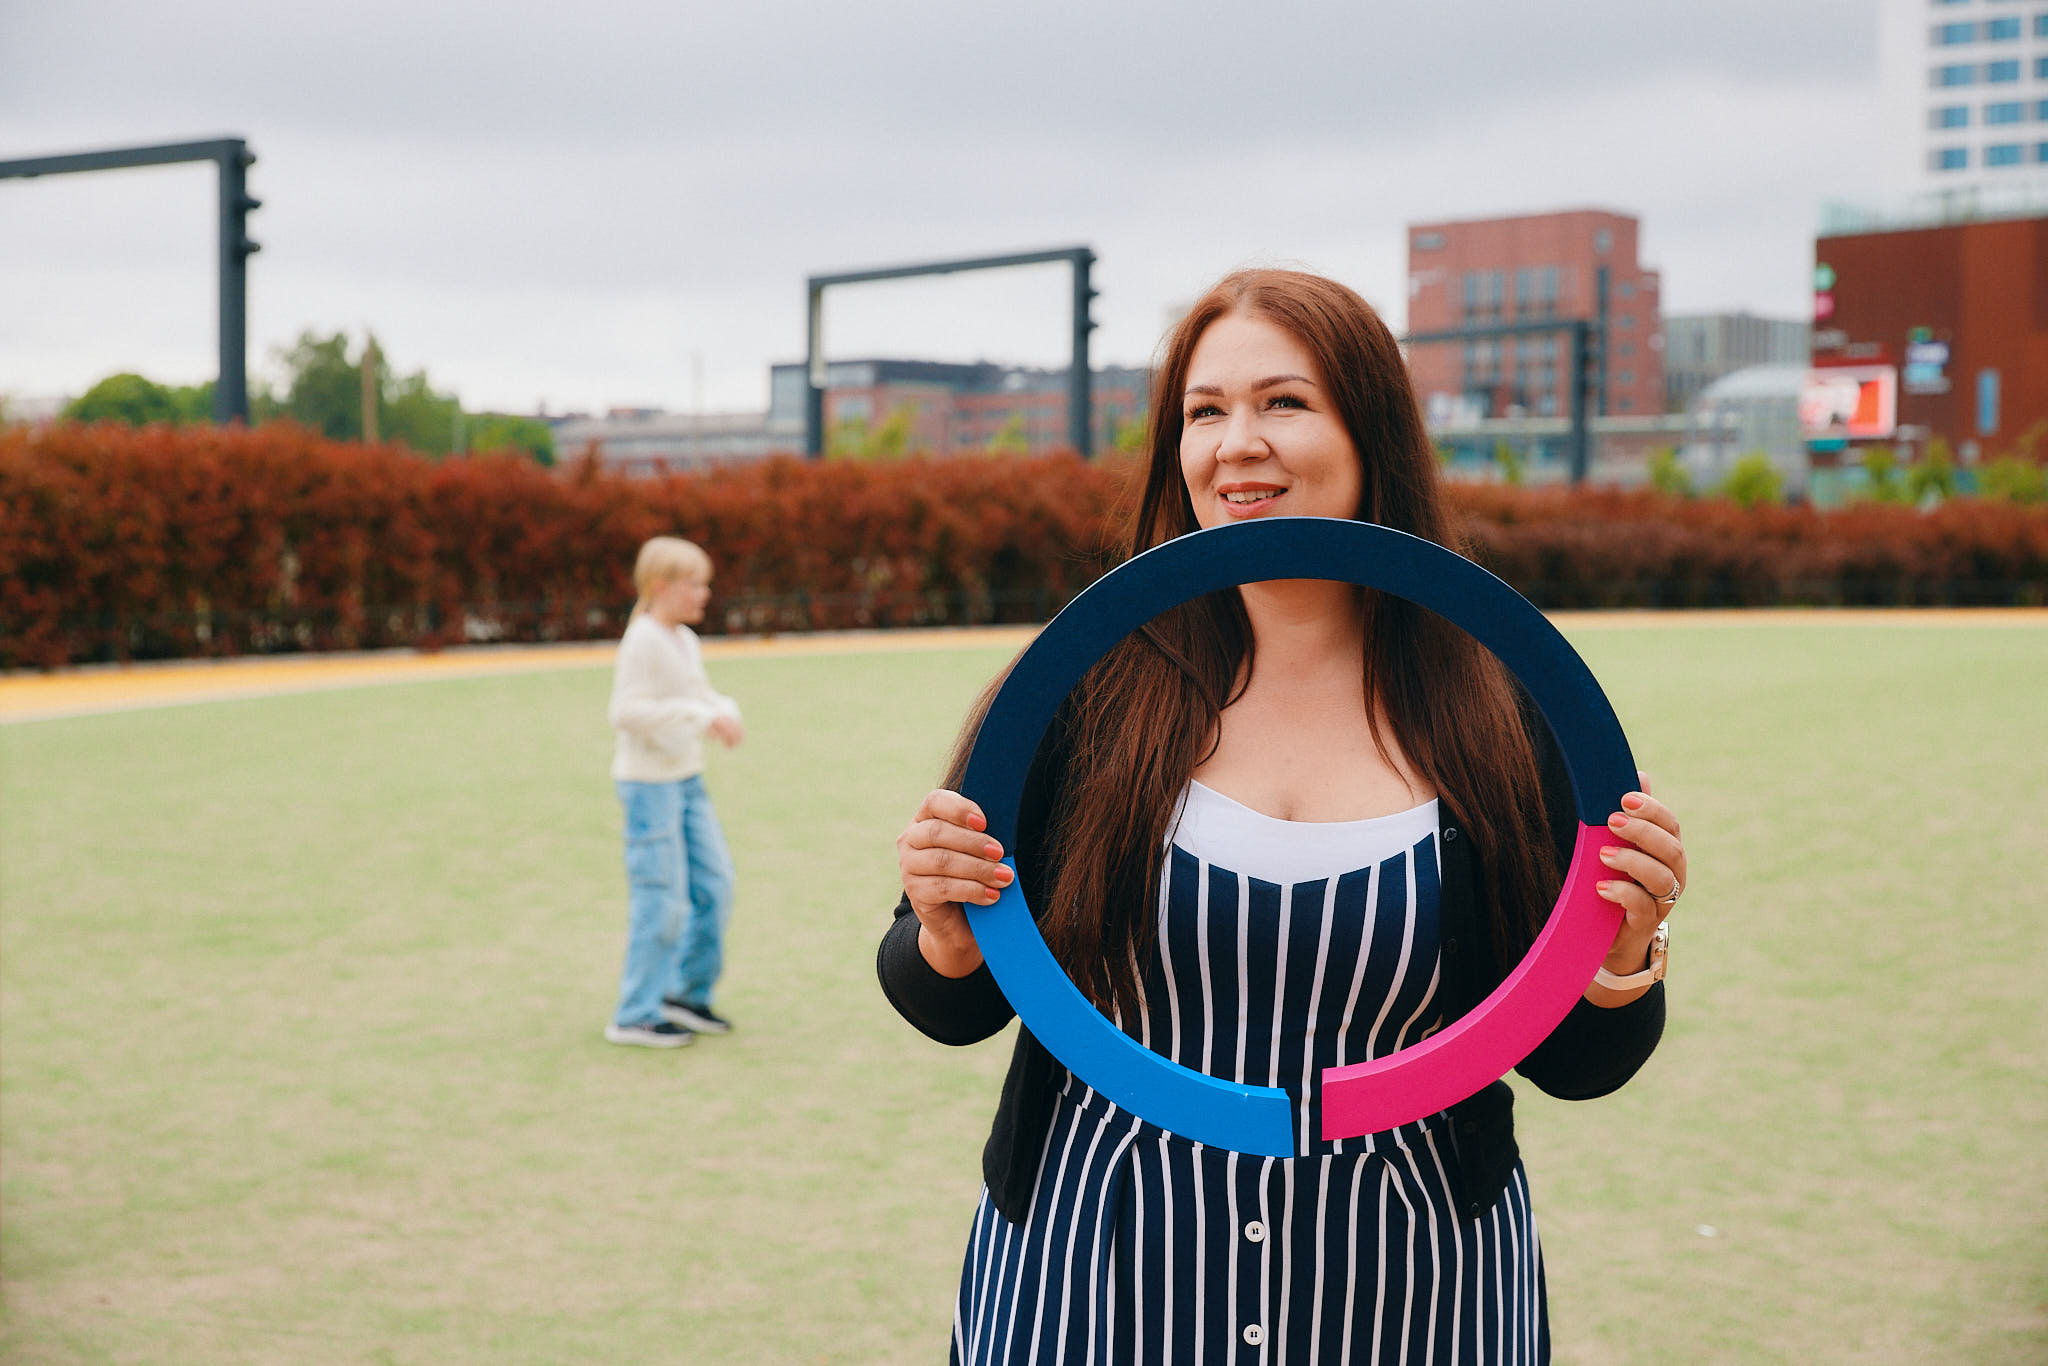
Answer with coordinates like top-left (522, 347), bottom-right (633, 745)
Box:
top-left (1931, 56), bottom-right (2043, 83)
top-left (1930, 15), bottom-right (2038, 41)
top-left (1931, 96), bottom-right (2048, 124)
top-left (1931, 140), bottom-right (2048, 167)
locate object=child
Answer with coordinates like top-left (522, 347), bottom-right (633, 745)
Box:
top-left (604, 536), bottom-right (744, 1048)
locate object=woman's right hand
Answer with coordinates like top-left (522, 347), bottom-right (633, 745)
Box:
top-left (896, 788), bottom-right (1014, 979)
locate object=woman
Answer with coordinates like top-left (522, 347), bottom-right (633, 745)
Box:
top-left (878, 269), bottom-right (1685, 1364)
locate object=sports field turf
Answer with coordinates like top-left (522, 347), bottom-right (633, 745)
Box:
top-left (2, 621), bottom-right (2044, 1363)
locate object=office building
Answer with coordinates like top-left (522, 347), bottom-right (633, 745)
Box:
top-left (1663, 313), bottom-right (1811, 412)
top-left (1405, 208), bottom-right (1665, 425)
top-left (1880, 0), bottom-right (2048, 207)
top-left (1814, 209), bottom-right (2048, 451)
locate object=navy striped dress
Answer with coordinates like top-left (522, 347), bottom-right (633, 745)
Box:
top-left (951, 782), bottom-right (1548, 1365)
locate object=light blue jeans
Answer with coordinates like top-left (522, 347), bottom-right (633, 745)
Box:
top-left (614, 776), bottom-right (735, 1028)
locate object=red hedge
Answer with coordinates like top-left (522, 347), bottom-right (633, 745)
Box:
top-left (3, 422), bottom-right (2044, 669)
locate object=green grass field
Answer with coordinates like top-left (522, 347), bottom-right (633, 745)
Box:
top-left (3, 623), bottom-right (2045, 1364)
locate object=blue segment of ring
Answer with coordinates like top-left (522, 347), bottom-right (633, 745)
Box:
top-left (959, 517), bottom-right (1637, 1158)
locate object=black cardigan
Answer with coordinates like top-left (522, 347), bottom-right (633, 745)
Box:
top-left (877, 701), bottom-right (1665, 1225)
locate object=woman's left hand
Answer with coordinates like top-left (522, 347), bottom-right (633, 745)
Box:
top-left (1593, 770), bottom-right (1687, 983)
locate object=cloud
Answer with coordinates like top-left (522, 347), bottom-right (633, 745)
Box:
top-left (1, 1), bottom-right (1878, 412)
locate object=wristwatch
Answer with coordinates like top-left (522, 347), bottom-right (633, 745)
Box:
top-left (1593, 920), bottom-right (1668, 992)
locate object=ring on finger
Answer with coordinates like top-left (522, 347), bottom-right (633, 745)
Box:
top-left (1653, 878), bottom-right (1682, 907)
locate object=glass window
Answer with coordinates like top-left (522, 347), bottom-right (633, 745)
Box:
top-left (2037, 99), bottom-right (2048, 120)
top-left (2038, 56), bottom-right (2048, 78)
top-left (1987, 58), bottom-right (2021, 80)
top-left (1987, 99), bottom-right (2026, 122)
top-left (2037, 13), bottom-right (2048, 36)
top-left (1934, 146), bottom-right (1971, 169)
top-left (1934, 20), bottom-right (1976, 42)
top-left (1935, 63), bottom-right (1977, 85)
top-left (2038, 141), bottom-right (2048, 161)
top-left (1594, 228), bottom-right (1613, 254)
top-left (1986, 142), bottom-right (2024, 164)
top-left (1985, 16), bottom-right (2022, 37)
top-left (1933, 104), bottom-right (1971, 127)
top-left (1413, 231), bottom-right (1445, 252)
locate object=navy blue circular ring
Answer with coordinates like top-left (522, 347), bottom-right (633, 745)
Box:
top-left (959, 517), bottom-right (1637, 1158)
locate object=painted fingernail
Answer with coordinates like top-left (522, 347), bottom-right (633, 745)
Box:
top-left (1622, 793), bottom-right (1645, 810)
top-left (984, 842), bottom-right (1002, 860)
top-left (1598, 847), bottom-right (1620, 864)
top-left (1608, 813), bottom-right (1629, 830)
top-left (1596, 882), bottom-right (1621, 899)
top-left (994, 865), bottom-right (1014, 885)
top-left (966, 811), bottom-right (986, 832)
top-left (981, 887), bottom-right (1001, 903)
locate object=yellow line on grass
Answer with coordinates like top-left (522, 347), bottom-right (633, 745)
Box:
top-left (3, 610), bottom-right (2041, 724)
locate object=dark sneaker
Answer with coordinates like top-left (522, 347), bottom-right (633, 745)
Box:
top-left (603, 1020), bottom-right (695, 1048)
top-left (661, 998), bottom-right (732, 1034)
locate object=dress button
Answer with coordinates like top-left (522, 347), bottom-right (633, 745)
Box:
top-left (1243, 1324), bottom-right (1265, 1346)
top-left (1444, 826), bottom-right (1459, 841)
top-left (1444, 938), bottom-right (1460, 957)
top-left (1244, 1220), bottom-right (1266, 1243)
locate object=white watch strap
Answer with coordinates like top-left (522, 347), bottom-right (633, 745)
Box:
top-left (1593, 921), bottom-right (1669, 991)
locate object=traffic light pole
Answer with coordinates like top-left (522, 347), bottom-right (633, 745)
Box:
top-left (803, 246), bottom-right (1098, 459)
top-left (0, 138), bottom-right (261, 424)
top-left (1402, 316), bottom-right (1603, 484)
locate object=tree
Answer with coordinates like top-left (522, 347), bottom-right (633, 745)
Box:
top-left (1645, 446), bottom-right (1691, 496)
top-left (1491, 440), bottom-right (1525, 487)
top-left (1904, 438), bottom-right (1957, 506)
top-left (986, 413), bottom-right (1030, 457)
top-left (1858, 445), bottom-right (1904, 504)
top-left (268, 331), bottom-right (365, 439)
top-left (467, 413), bottom-right (556, 465)
top-left (64, 373), bottom-right (213, 426)
top-left (1716, 452), bottom-right (1783, 508)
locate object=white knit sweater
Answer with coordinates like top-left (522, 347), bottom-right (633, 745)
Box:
top-left (607, 614), bottom-right (742, 782)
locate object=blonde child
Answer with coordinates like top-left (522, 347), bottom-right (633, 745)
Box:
top-left (604, 536), bottom-right (744, 1047)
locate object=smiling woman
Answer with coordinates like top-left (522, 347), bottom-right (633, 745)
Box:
top-left (878, 269), bottom-right (1687, 1364)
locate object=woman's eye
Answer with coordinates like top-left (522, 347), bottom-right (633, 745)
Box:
top-left (1265, 394), bottom-right (1305, 410)
top-left (1185, 403), bottom-right (1222, 421)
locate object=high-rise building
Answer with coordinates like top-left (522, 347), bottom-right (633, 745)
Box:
top-left (1405, 209), bottom-right (1664, 424)
top-left (1663, 313), bottom-right (1811, 413)
top-left (1879, 0), bottom-right (2048, 206)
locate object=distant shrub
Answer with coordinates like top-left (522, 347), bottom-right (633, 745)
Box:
top-left (3, 423), bottom-right (2045, 668)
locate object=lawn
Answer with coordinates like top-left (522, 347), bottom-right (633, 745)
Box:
top-left (2, 622), bottom-right (2044, 1364)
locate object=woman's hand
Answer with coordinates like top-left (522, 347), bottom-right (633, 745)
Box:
top-left (1589, 771), bottom-right (1688, 1002)
top-left (896, 788), bottom-right (1014, 979)
top-left (708, 714), bottom-right (745, 748)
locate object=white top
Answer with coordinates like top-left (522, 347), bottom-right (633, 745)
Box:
top-left (1167, 779), bottom-right (1440, 886)
top-left (607, 614), bottom-right (741, 782)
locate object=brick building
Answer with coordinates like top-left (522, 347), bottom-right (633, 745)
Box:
top-left (1813, 209), bottom-right (2048, 452)
top-left (1405, 209), bottom-right (1664, 423)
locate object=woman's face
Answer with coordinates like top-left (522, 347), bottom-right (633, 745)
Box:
top-left (1178, 310), bottom-right (1363, 530)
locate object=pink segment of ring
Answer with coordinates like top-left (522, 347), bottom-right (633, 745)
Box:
top-left (1318, 823), bottom-right (1624, 1141)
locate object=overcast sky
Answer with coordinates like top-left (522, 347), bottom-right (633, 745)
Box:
top-left (2, 1), bottom-right (1882, 417)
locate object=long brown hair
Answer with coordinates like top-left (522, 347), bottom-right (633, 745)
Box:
top-left (953, 268), bottom-right (1559, 1014)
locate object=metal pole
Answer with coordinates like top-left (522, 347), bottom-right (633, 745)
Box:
top-left (1069, 249), bottom-right (1096, 457)
top-left (215, 141), bottom-right (257, 424)
top-left (803, 282), bottom-right (825, 459)
top-left (1567, 321), bottom-right (1590, 484)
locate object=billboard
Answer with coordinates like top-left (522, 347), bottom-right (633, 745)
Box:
top-left (1800, 365), bottom-right (1898, 441)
